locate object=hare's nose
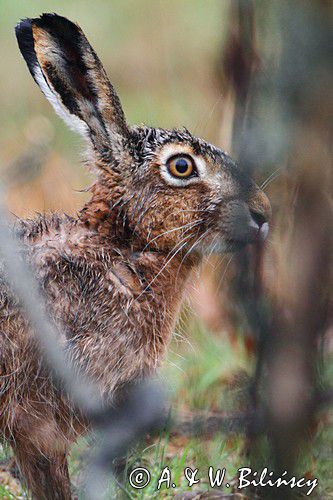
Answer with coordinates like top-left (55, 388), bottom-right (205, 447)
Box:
top-left (249, 210), bottom-right (269, 241)
top-left (250, 210), bottom-right (267, 227)
top-left (247, 186), bottom-right (271, 241)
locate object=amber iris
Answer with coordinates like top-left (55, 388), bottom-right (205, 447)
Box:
top-left (167, 155), bottom-right (195, 178)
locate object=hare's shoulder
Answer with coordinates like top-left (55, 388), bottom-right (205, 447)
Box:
top-left (14, 213), bottom-right (75, 242)
top-left (15, 213), bottom-right (153, 302)
top-left (0, 213), bottom-right (75, 305)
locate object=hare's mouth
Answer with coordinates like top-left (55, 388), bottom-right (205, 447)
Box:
top-left (194, 235), bottom-right (245, 255)
top-left (195, 221), bottom-right (269, 256)
top-left (225, 239), bottom-right (249, 252)
top-left (226, 221), bottom-right (269, 249)
top-left (198, 238), bottom-right (248, 256)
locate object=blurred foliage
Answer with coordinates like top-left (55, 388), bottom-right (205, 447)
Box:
top-left (1, 323), bottom-right (332, 497)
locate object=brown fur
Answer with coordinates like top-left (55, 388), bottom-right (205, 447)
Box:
top-left (0, 14), bottom-right (271, 498)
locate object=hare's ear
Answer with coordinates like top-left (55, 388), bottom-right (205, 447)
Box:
top-left (15, 14), bottom-right (129, 155)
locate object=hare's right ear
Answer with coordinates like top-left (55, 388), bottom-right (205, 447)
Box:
top-left (15, 14), bottom-right (129, 156)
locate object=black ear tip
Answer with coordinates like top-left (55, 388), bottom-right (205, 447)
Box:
top-left (38, 12), bottom-right (79, 32)
top-left (15, 18), bottom-right (37, 73)
top-left (15, 17), bottom-right (33, 39)
top-left (40, 12), bottom-right (66, 21)
top-left (15, 13), bottom-right (79, 71)
top-left (15, 19), bottom-right (34, 57)
top-left (15, 13), bottom-right (76, 36)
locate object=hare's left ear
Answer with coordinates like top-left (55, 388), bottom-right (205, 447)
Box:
top-left (15, 13), bottom-right (129, 156)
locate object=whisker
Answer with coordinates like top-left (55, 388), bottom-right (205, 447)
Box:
top-left (174, 227), bottom-right (211, 285)
top-left (135, 232), bottom-right (194, 300)
top-left (178, 208), bottom-right (209, 214)
top-left (216, 253), bottom-right (234, 292)
top-left (142, 219), bottom-right (203, 251)
top-left (260, 167), bottom-right (283, 191)
top-left (206, 233), bottom-right (220, 260)
top-left (192, 94), bottom-right (224, 136)
top-left (262, 171), bottom-right (282, 191)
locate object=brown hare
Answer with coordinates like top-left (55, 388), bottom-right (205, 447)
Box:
top-left (0, 13), bottom-right (271, 499)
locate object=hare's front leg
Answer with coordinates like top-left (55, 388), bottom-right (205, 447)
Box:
top-left (12, 437), bottom-right (72, 500)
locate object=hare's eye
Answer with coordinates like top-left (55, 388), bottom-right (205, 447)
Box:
top-left (167, 155), bottom-right (195, 178)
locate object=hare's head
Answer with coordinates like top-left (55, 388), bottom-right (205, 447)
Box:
top-left (16, 14), bottom-right (270, 255)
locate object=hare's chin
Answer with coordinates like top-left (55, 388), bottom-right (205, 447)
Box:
top-left (195, 235), bottom-right (260, 256)
top-left (195, 238), bottom-right (235, 256)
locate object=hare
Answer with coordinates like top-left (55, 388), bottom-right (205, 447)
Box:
top-left (0, 13), bottom-right (271, 500)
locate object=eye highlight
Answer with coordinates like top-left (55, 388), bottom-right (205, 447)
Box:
top-left (167, 155), bottom-right (196, 179)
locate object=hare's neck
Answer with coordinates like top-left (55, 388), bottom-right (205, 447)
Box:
top-left (79, 181), bottom-right (118, 236)
top-left (137, 251), bottom-right (194, 356)
top-left (115, 250), bottom-right (196, 389)
top-left (79, 179), bottom-right (141, 246)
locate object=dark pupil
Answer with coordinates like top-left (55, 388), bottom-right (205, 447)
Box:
top-left (175, 158), bottom-right (189, 173)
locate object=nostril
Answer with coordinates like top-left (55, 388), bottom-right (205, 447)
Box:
top-left (250, 210), bottom-right (267, 228)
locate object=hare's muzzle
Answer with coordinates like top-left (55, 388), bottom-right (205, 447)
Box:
top-left (223, 188), bottom-right (271, 249)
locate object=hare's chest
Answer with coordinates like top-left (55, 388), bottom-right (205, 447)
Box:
top-left (103, 260), bottom-right (170, 336)
top-left (45, 253), bottom-right (163, 337)
top-left (39, 248), bottom-right (189, 391)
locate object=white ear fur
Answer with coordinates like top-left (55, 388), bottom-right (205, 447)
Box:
top-left (33, 64), bottom-right (89, 137)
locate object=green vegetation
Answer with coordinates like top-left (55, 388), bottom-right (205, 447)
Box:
top-left (0, 322), bottom-right (332, 497)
